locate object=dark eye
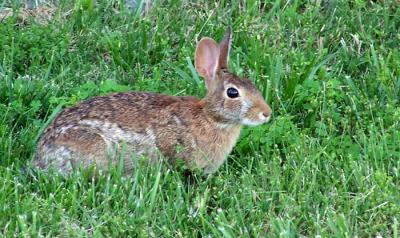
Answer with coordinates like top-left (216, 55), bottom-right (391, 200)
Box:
top-left (227, 87), bottom-right (239, 98)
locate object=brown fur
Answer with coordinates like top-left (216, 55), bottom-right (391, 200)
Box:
top-left (33, 27), bottom-right (271, 175)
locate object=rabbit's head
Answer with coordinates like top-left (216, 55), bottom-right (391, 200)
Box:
top-left (195, 27), bottom-right (272, 126)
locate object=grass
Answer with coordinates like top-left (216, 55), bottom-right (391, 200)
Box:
top-left (0, 0), bottom-right (399, 236)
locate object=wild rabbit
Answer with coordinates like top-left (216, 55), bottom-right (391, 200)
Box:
top-left (33, 27), bottom-right (272, 175)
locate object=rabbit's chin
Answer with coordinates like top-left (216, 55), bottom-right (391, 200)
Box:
top-left (241, 118), bottom-right (267, 127)
top-left (241, 112), bottom-right (271, 126)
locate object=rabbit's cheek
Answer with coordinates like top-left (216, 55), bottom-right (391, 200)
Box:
top-left (239, 100), bottom-right (252, 116)
top-left (223, 99), bottom-right (242, 119)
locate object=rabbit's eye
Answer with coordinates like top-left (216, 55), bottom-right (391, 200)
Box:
top-left (227, 87), bottom-right (239, 98)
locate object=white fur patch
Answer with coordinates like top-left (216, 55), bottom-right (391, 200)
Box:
top-left (79, 120), bottom-right (155, 145)
top-left (241, 118), bottom-right (265, 126)
top-left (241, 112), bottom-right (270, 126)
top-left (52, 146), bottom-right (72, 160)
top-left (173, 115), bottom-right (183, 127)
top-left (42, 145), bottom-right (74, 174)
top-left (214, 122), bottom-right (233, 130)
top-left (79, 120), bottom-right (156, 155)
top-left (57, 125), bottom-right (76, 134)
top-left (240, 99), bottom-right (252, 117)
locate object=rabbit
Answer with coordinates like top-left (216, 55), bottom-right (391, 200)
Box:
top-left (33, 27), bottom-right (272, 175)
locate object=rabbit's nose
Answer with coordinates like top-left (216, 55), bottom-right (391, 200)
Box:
top-left (263, 112), bottom-right (271, 123)
top-left (257, 101), bottom-right (272, 121)
top-left (261, 105), bottom-right (272, 122)
top-left (262, 106), bottom-right (272, 118)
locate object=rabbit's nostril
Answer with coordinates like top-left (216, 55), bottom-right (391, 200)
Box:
top-left (263, 112), bottom-right (270, 118)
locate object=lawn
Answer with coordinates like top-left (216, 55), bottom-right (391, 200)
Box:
top-left (0, 0), bottom-right (399, 237)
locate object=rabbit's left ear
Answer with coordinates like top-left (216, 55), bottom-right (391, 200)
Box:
top-left (218, 27), bottom-right (232, 70)
top-left (195, 37), bottom-right (220, 91)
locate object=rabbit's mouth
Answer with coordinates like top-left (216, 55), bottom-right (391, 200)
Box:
top-left (241, 118), bottom-right (265, 126)
top-left (240, 111), bottom-right (271, 126)
top-left (241, 116), bottom-right (270, 127)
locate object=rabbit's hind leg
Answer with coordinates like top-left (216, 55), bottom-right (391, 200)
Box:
top-left (34, 127), bottom-right (111, 175)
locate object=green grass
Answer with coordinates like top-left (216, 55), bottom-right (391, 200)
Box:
top-left (1, 0), bottom-right (399, 236)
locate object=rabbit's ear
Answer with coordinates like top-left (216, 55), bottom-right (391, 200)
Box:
top-left (195, 37), bottom-right (220, 90)
top-left (218, 27), bottom-right (232, 70)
